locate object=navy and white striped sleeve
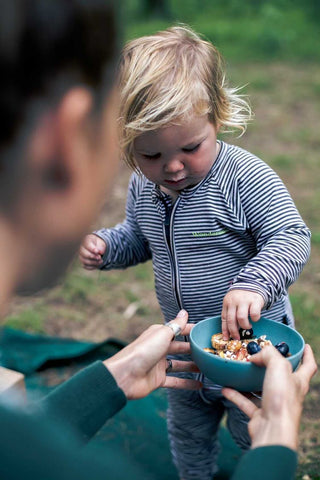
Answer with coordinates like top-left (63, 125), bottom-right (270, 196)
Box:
top-left (94, 173), bottom-right (152, 270)
top-left (229, 156), bottom-right (311, 309)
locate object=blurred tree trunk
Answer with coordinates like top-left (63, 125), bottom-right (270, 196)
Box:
top-left (141, 0), bottom-right (171, 19)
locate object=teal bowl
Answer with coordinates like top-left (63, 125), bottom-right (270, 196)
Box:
top-left (190, 316), bottom-right (305, 392)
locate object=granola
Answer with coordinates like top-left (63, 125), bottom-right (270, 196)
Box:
top-left (204, 333), bottom-right (272, 362)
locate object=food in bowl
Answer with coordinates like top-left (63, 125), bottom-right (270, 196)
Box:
top-left (204, 330), bottom-right (290, 362)
top-left (190, 316), bottom-right (304, 391)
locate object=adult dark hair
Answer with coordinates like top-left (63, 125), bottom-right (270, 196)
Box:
top-left (0, 0), bottom-right (119, 208)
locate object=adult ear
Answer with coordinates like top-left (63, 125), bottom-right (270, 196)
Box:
top-left (29, 87), bottom-right (94, 192)
top-left (24, 87), bottom-right (97, 240)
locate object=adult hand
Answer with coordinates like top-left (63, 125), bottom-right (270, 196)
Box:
top-left (79, 234), bottom-right (106, 270)
top-left (104, 310), bottom-right (201, 399)
top-left (222, 344), bottom-right (317, 451)
top-left (221, 290), bottom-right (265, 340)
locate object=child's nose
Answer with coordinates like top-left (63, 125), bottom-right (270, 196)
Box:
top-left (164, 157), bottom-right (184, 173)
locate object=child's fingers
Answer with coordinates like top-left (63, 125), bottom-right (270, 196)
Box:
top-left (221, 305), bottom-right (229, 340)
top-left (83, 264), bottom-right (99, 271)
top-left (248, 294), bottom-right (264, 322)
top-left (79, 246), bottom-right (102, 262)
top-left (82, 234), bottom-right (105, 255)
top-left (88, 244), bottom-right (99, 256)
top-left (79, 249), bottom-right (103, 270)
top-left (249, 302), bottom-right (261, 323)
top-left (81, 240), bottom-right (98, 256)
top-left (88, 240), bottom-right (102, 256)
top-left (224, 306), bottom-right (239, 340)
top-left (82, 257), bottom-right (103, 268)
top-left (91, 236), bottom-right (107, 255)
top-left (236, 304), bottom-right (252, 330)
top-left (82, 246), bottom-right (99, 259)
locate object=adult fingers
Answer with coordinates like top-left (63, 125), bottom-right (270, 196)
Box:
top-left (222, 387), bottom-right (259, 419)
top-left (164, 310), bottom-right (189, 340)
top-left (299, 344), bottom-right (317, 377)
top-left (180, 323), bottom-right (195, 336)
top-left (294, 344), bottom-right (317, 393)
top-left (163, 377), bottom-right (202, 390)
top-left (132, 311), bottom-right (190, 364)
top-left (167, 360), bottom-right (199, 373)
top-left (168, 341), bottom-right (191, 355)
top-left (248, 345), bottom-right (284, 368)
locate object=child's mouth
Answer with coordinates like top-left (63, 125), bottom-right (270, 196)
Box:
top-left (165, 177), bottom-right (186, 186)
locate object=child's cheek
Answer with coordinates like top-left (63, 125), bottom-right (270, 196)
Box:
top-left (139, 163), bottom-right (158, 182)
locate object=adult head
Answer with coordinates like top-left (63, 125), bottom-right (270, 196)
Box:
top-left (0, 0), bottom-right (120, 300)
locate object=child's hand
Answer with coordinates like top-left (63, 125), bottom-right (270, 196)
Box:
top-left (79, 234), bottom-right (107, 270)
top-left (221, 290), bottom-right (265, 340)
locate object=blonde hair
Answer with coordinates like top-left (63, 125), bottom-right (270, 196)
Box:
top-left (118, 25), bottom-right (252, 170)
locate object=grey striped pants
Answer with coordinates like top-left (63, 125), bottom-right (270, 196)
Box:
top-left (166, 371), bottom-right (251, 480)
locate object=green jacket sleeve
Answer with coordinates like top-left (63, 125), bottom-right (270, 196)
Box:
top-left (39, 360), bottom-right (127, 442)
top-left (0, 396), bottom-right (149, 480)
top-left (231, 446), bottom-right (298, 480)
top-left (0, 366), bottom-right (299, 480)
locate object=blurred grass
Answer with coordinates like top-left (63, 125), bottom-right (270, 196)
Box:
top-left (5, 308), bottom-right (47, 334)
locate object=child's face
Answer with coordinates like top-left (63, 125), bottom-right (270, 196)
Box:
top-left (133, 115), bottom-right (219, 193)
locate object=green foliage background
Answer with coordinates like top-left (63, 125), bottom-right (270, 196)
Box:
top-left (125, 0), bottom-right (320, 62)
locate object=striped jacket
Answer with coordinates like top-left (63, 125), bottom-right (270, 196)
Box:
top-left (96, 141), bottom-right (310, 326)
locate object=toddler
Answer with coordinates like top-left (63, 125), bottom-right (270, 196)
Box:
top-left (79, 26), bottom-right (310, 480)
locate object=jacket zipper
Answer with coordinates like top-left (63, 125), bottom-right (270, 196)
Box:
top-left (163, 198), bottom-right (183, 310)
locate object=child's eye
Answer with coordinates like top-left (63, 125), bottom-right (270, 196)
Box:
top-left (142, 153), bottom-right (161, 160)
top-left (182, 143), bottom-right (201, 153)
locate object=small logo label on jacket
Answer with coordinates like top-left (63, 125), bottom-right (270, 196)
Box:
top-left (192, 229), bottom-right (228, 237)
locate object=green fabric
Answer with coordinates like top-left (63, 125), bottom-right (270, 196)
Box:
top-left (0, 326), bottom-right (126, 374)
top-left (0, 327), bottom-right (242, 479)
top-left (231, 445), bottom-right (298, 480)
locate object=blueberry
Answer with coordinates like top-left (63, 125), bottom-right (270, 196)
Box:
top-left (275, 342), bottom-right (289, 357)
top-left (246, 341), bottom-right (261, 355)
top-left (239, 328), bottom-right (254, 340)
